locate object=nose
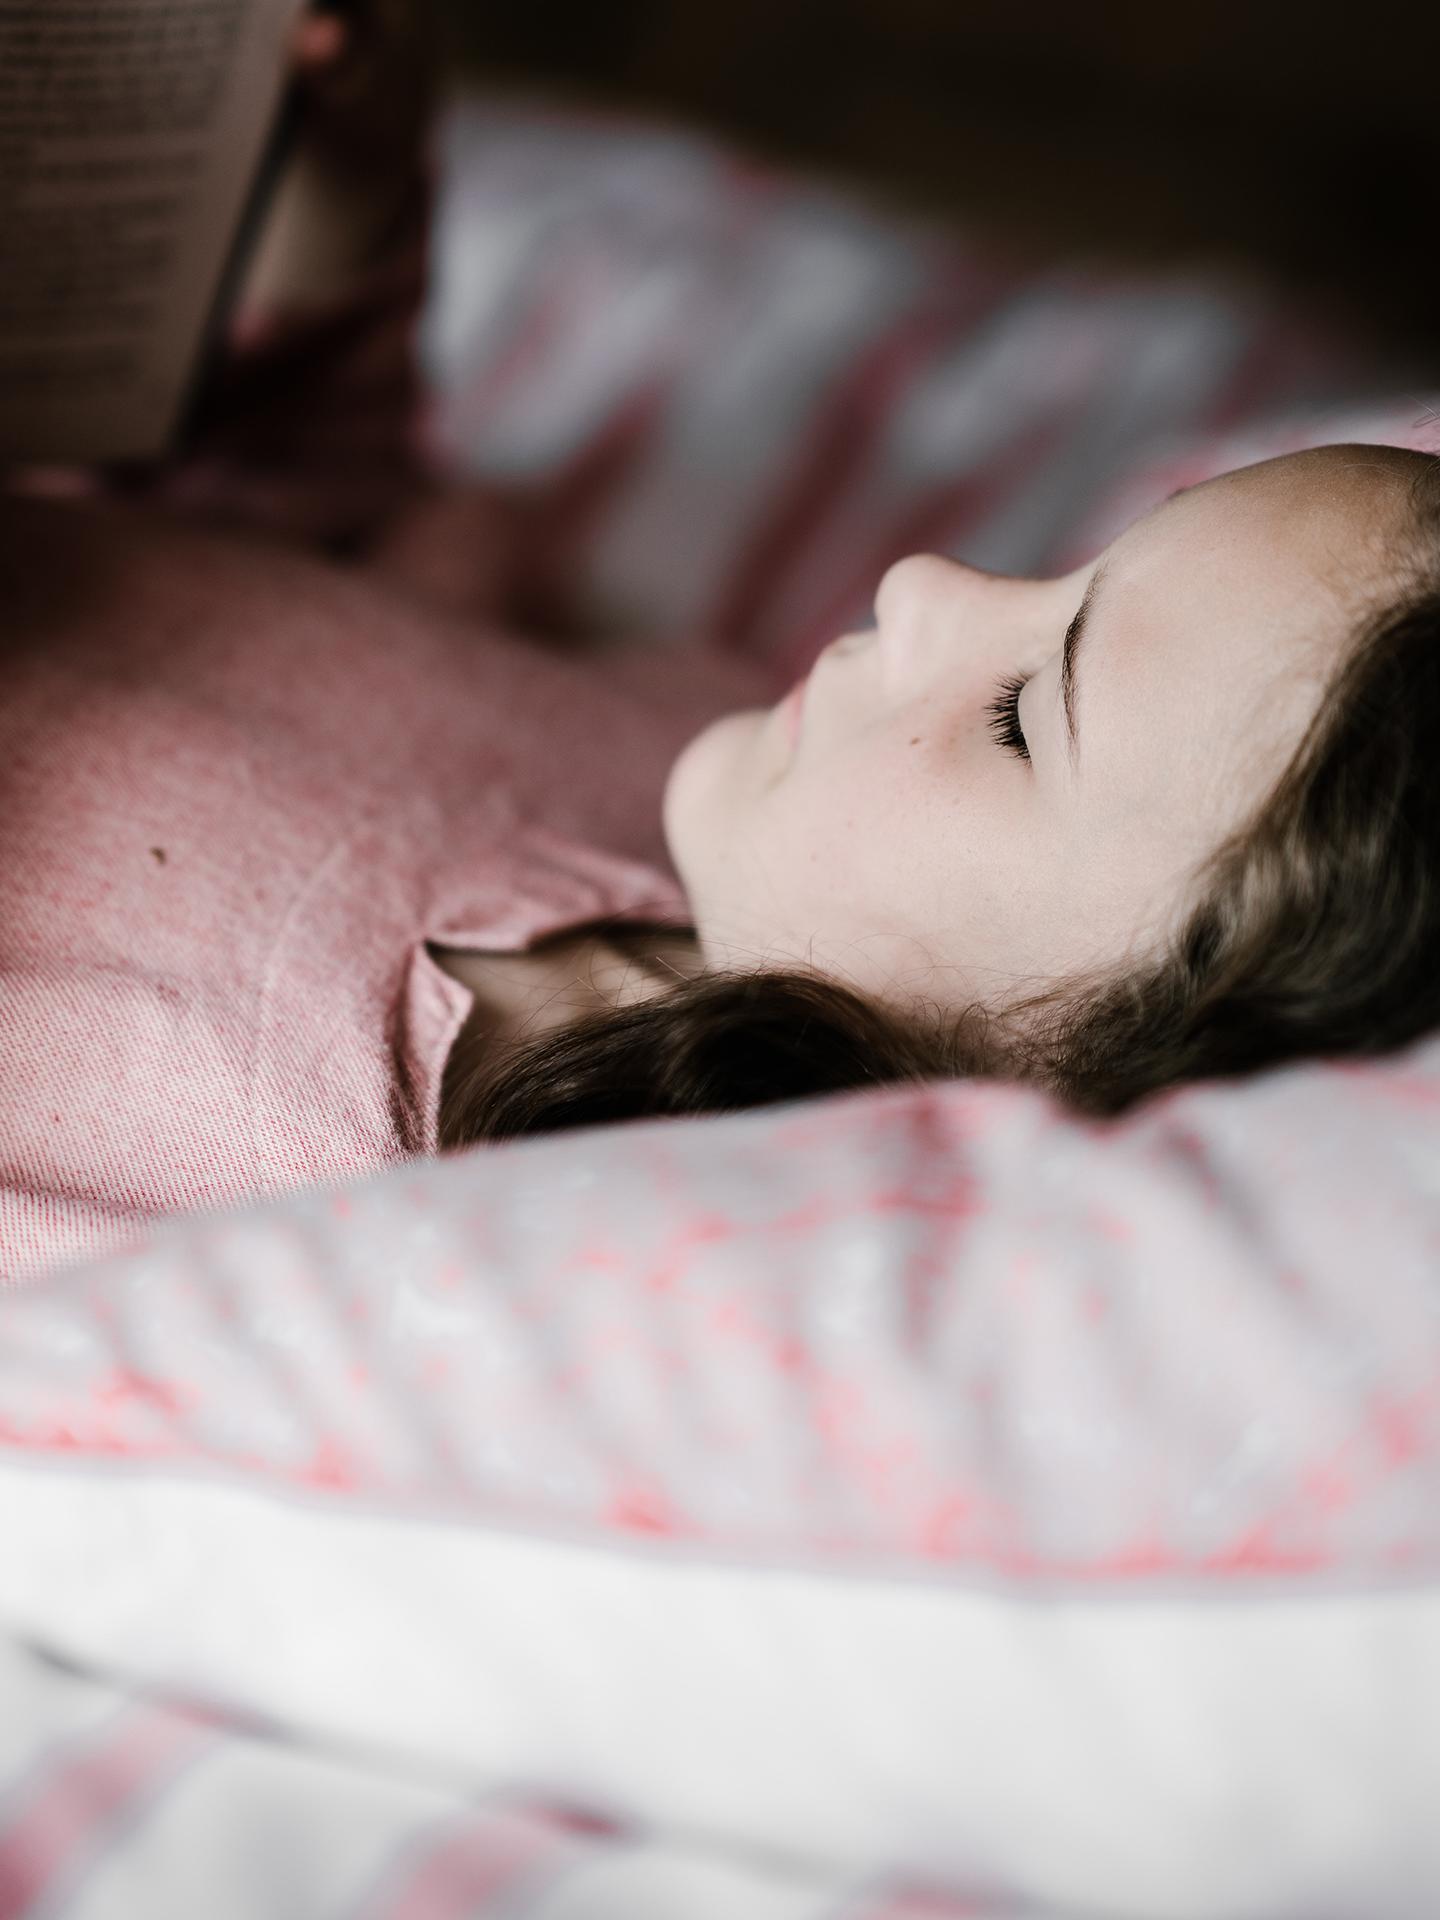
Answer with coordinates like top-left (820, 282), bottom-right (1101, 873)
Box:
top-left (873, 553), bottom-right (967, 633)
top-left (874, 552), bottom-right (1029, 696)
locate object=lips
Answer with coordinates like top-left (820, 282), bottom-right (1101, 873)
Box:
top-left (782, 674), bottom-right (807, 745)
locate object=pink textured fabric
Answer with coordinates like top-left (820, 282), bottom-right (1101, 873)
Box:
top-left (0, 134), bottom-right (806, 1290)
top-left (0, 493), bottom-right (777, 1287)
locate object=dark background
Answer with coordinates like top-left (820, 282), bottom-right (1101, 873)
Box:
top-left (438, 0), bottom-right (1440, 366)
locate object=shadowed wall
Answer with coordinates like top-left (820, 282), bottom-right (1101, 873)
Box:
top-left (439, 0), bottom-right (1440, 365)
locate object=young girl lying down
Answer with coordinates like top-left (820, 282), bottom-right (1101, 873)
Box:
top-left (1, 7), bottom-right (1437, 1278)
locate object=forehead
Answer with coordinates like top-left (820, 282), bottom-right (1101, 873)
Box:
top-left (1142, 444), bottom-right (1412, 599)
top-left (1080, 448), bottom-right (1409, 847)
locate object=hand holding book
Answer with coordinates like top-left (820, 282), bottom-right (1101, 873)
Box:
top-left (0, 0), bottom-right (433, 466)
top-left (239, 0), bottom-right (436, 317)
top-left (282, 2), bottom-right (434, 166)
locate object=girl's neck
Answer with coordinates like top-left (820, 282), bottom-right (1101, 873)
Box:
top-left (602, 921), bottom-right (707, 992)
top-left (430, 924), bottom-right (704, 1055)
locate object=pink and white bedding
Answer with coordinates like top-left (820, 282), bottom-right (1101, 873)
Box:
top-left (418, 95), bottom-right (1430, 684)
top-left (2, 1035), bottom-right (1440, 1917)
top-left (3, 87), bottom-right (1439, 1920)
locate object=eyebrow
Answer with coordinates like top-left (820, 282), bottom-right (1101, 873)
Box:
top-left (1059, 560), bottom-right (1108, 764)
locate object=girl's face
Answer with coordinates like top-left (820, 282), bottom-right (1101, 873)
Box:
top-left (664, 446), bottom-right (1422, 1013)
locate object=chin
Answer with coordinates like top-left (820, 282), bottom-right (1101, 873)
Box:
top-left (660, 709), bottom-right (760, 881)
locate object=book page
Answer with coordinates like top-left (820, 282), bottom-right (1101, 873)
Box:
top-left (0, 0), bottom-right (306, 465)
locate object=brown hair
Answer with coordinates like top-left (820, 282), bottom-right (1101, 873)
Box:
top-left (440, 454), bottom-right (1440, 1149)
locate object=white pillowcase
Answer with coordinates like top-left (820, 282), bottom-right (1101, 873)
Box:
top-left (2, 1035), bottom-right (1439, 1918)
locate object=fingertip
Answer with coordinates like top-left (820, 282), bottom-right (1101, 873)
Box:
top-left (291, 13), bottom-right (348, 68)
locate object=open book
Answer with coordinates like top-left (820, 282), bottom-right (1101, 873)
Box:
top-left (0, 0), bottom-right (307, 465)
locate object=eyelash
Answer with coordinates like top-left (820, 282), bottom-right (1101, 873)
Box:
top-left (985, 671), bottom-right (1031, 762)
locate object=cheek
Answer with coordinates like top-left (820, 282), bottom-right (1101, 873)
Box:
top-left (758, 732), bottom-right (954, 917)
top-left (667, 706), bottom-right (1039, 981)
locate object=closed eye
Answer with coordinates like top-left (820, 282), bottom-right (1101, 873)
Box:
top-left (985, 671), bottom-right (1031, 762)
